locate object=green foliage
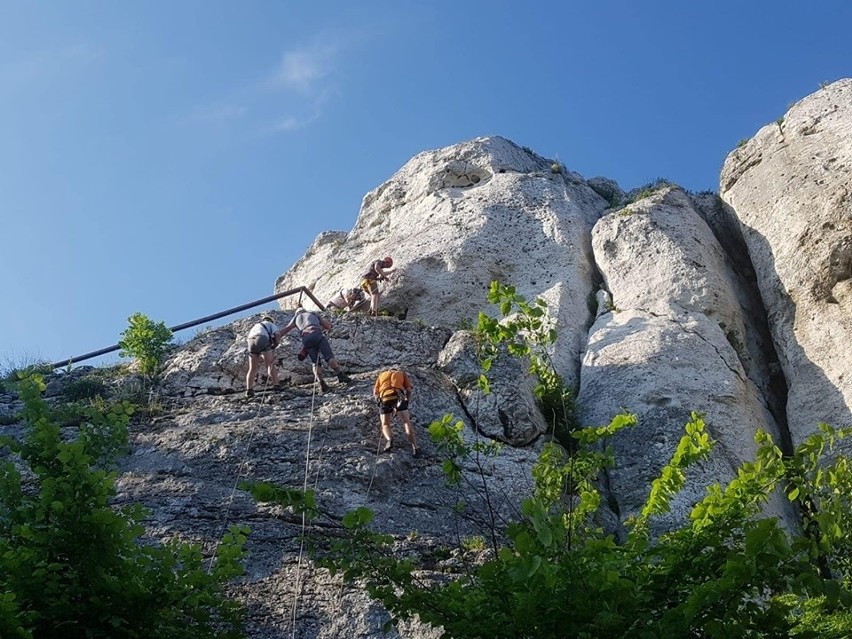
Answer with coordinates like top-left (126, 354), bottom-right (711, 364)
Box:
top-left (429, 413), bottom-right (503, 488)
top-left (320, 280), bottom-right (852, 638)
top-left (0, 374), bottom-right (247, 639)
top-left (461, 536), bottom-right (486, 552)
top-left (622, 177), bottom-right (676, 205)
top-left (62, 375), bottom-right (107, 401)
top-left (586, 290), bottom-right (599, 317)
top-left (1, 361), bottom-right (53, 393)
top-left (588, 181), bottom-right (622, 208)
top-left (737, 137), bottom-right (749, 148)
top-left (118, 312), bottom-right (174, 380)
top-left (476, 281), bottom-right (577, 442)
top-left (238, 481), bottom-right (319, 519)
top-left (327, 411), bottom-right (852, 639)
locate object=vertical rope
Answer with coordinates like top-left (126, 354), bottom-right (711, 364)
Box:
top-left (289, 378), bottom-right (318, 638)
top-left (207, 374), bottom-right (272, 573)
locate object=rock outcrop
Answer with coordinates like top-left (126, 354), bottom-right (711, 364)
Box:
top-left (120, 315), bottom-right (547, 639)
top-left (721, 78), bottom-right (852, 451)
top-left (274, 136), bottom-right (609, 389)
top-left (583, 187), bottom-right (794, 530)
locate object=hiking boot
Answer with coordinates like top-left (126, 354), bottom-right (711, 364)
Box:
top-left (382, 440), bottom-right (392, 453)
top-left (337, 372), bottom-right (352, 384)
top-left (245, 389), bottom-right (254, 398)
top-left (319, 379), bottom-right (330, 393)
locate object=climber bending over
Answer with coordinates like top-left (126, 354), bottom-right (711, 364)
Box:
top-left (245, 314), bottom-right (284, 397)
top-left (280, 307), bottom-right (352, 393)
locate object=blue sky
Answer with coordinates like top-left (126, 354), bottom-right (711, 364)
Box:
top-left (1, 0), bottom-right (850, 369)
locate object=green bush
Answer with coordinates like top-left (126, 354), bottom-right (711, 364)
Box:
top-left (62, 376), bottom-right (107, 402)
top-left (622, 177), bottom-right (677, 205)
top-left (1, 361), bottom-right (53, 393)
top-left (327, 412), bottom-right (852, 638)
top-left (476, 281), bottom-right (577, 443)
top-left (118, 312), bottom-right (174, 380)
top-left (0, 374), bottom-right (247, 638)
top-left (588, 180), bottom-right (623, 208)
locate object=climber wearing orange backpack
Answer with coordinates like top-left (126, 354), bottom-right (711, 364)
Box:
top-left (360, 256), bottom-right (394, 315)
top-left (373, 365), bottom-right (418, 456)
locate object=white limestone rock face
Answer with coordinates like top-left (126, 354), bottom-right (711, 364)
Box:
top-left (274, 136), bottom-right (610, 388)
top-left (437, 330), bottom-right (549, 445)
top-left (689, 192), bottom-right (787, 416)
top-left (720, 79), bottom-right (852, 447)
top-left (593, 188), bottom-right (748, 343)
top-left (127, 314), bottom-right (543, 638)
top-left (160, 311), bottom-right (454, 396)
top-left (583, 191), bottom-right (795, 530)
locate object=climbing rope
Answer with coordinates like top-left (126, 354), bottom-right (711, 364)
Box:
top-left (364, 425), bottom-right (385, 501)
top-left (289, 376), bottom-right (319, 639)
top-left (206, 373), bottom-right (273, 573)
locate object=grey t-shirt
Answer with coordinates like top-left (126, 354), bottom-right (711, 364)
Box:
top-left (294, 311), bottom-right (321, 332)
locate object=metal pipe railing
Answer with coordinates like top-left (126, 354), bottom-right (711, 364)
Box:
top-left (51, 286), bottom-right (325, 369)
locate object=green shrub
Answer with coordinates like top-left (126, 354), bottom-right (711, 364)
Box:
top-left (588, 180), bottom-right (623, 207)
top-left (476, 281), bottom-right (577, 442)
top-left (62, 376), bottom-right (106, 402)
top-left (118, 312), bottom-right (174, 380)
top-left (622, 177), bottom-right (676, 205)
top-left (0, 374), bottom-right (247, 638)
top-left (1, 361), bottom-right (53, 393)
top-left (326, 411), bottom-right (852, 639)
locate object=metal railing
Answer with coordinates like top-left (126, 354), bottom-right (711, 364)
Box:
top-left (50, 286), bottom-right (325, 369)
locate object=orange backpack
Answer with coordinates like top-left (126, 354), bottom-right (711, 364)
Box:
top-left (377, 370), bottom-right (408, 401)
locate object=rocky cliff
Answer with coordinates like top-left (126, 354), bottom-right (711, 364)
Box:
top-left (2, 80), bottom-right (850, 638)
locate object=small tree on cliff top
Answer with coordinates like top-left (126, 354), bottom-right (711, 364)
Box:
top-left (118, 312), bottom-right (173, 380)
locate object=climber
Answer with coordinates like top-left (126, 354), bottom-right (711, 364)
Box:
top-left (326, 286), bottom-right (369, 313)
top-left (360, 256), bottom-right (394, 315)
top-left (245, 314), bottom-right (284, 398)
top-left (373, 365), bottom-right (418, 456)
top-left (280, 307), bottom-right (352, 393)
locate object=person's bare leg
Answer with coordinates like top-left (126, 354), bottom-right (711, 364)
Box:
top-left (380, 412), bottom-right (393, 449)
top-left (246, 354), bottom-right (260, 391)
top-left (263, 351), bottom-right (279, 386)
top-left (312, 363), bottom-right (329, 392)
top-left (399, 410), bottom-right (417, 448)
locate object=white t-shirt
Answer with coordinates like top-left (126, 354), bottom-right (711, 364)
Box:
top-left (248, 321), bottom-right (278, 339)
